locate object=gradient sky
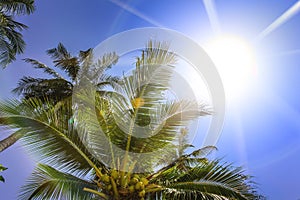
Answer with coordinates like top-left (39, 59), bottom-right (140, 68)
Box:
top-left (1, 0), bottom-right (300, 199)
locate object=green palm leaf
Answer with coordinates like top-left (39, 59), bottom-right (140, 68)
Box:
top-left (23, 58), bottom-right (64, 79)
top-left (46, 43), bottom-right (80, 81)
top-left (0, 99), bottom-right (100, 175)
top-left (164, 181), bottom-right (247, 200)
top-left (19, 163), bottom-right (96, 200)
top-left (0, 0), bottom-right (34, 67)
top-left (149, 150), bottom-right (259, 200)
top-left (143, 40), bottom-right (177, 65)
top-left (0, 0), bottom-right (35, 15)
top-left (0, 13), bottom-right (26, 66)
top-left (12, 77), bottom-right (72, 102)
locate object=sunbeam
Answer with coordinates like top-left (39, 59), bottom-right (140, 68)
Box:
top-left (202, 0), bottom-right (221, 34)
top-left (232, 109), bottom-right (249, 168)
top-left (256, 0), bottom-right (300, 41)
top-left (108, 0), bottom-right (164, 27)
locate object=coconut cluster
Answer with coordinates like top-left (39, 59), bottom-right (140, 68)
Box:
top-left (128, 174), bottom-right (149, 199)
top-left (96, 169), bottom-right (157, 200)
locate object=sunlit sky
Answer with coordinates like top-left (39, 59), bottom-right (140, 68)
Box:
top-left (1, 0), bottom-right (300, 199)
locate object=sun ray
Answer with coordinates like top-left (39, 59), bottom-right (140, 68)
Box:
top-left (256, 1), bottom-right (300, 42)
top-left (202, 0), bottom-right (221, 35)
top-left (108, 0), bottom-right (164, 27)
top-left (232, 109), bottom-right (249, 169)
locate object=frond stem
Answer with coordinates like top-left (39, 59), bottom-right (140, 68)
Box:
top-left (83, 187), bottom-right (108, 199)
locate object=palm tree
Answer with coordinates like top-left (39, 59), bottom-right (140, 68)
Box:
top-left (13, 43), bottom-right (119, 104)
top-left (0, 41), bottom-right (262, 199)
top-left (0, 43), bottom-right (119, 152)
top-left (0, 99), bottom-right (260, 199)
top-left (0, 0), bottom-right (35, 67)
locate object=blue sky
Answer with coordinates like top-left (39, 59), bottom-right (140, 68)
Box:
top-left (1, 0), bottom-right (300, 199)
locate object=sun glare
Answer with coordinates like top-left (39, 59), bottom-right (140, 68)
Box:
top-left (205, 35), bottom-right (256, 101)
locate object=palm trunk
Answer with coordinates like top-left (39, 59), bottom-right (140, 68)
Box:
top-left (0, 131), bottom-right (23, 152)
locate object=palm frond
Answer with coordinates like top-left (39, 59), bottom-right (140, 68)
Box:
top-left (0, 13), bottom-right (26, 67)
top-left (0, 99), bottom-right (99, 175)
top-left (0, 0), bottom-right (35, 15)
top-left (187, 145), bottom-right (217, 158)
top-left (119, 64), bottom-right (174, 105)
top-left (164, 181), bottom-right (248, 200)
top-left (0, 98), bottom-right (23, 115)
top-left (150, 157), bottom-right (260, 199)
top-left (12, 76), bottom-right (72, 103)
top-left (72, 91), bottom-right (115, 168)
top-left (112, 41), bottom-right (176, 110)
top-left (46, 43), bottom-right (80, 81)
top-left (46, 43), bottom-right (71, 60)
top-left (12, 76), bottom-right (44, 95)
top-left (19, 163), bottom-right (96, 200)
top-left (142, 40), bottom-right (177, 65)
top-left (137, 101), bottom-right (210, 152)
top-left (23, 58), bottom-right (64, 79)
top-left (77, 50), bottom-right (119, 87)
top-left (98, 97), bottom-right (209, 154)
top-left (150, 146), bottom-right (215, 180)
top-left (175, 160), bottom-right (259, 199)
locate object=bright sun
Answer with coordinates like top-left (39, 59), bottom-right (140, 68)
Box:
top-left (205, 35), bottom-right (256, 101)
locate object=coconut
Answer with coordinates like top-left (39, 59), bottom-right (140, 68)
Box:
top-left (138, 190), bottom-right (146, 197)
top-left (141, 178), bottom-right (149, 186)
top-left (130, 177), bottom-right (139, 185)
top-left (135, 182), bottom-right (144, 190)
